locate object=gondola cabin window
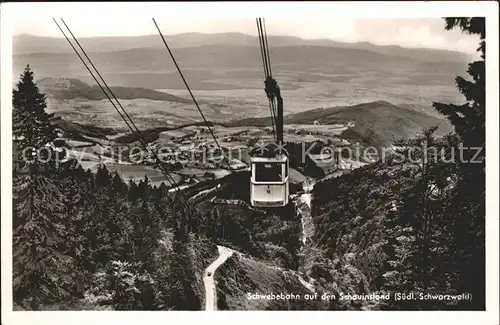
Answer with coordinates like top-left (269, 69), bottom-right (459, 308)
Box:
top-left (254, 162), bottom-right (284, 182)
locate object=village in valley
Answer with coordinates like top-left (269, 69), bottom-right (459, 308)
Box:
top-left (61, 119), bottom-right (363, 188)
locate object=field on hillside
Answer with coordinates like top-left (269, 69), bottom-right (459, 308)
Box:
top-left (45, 97), bottom-right (227, 131)
top-left (73, 68), bottom-right (464, 120)
top-left (43, 73), bottom-right (460, 130)
top-left (151, 64), bottom-right (464, 119)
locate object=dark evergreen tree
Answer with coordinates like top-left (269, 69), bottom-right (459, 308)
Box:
top-left (13, 65), bottom-right (62, 172)
top-left (12, 67), bottom-right (81, 309)
top-left (138, 175), bottom-right (151, 200)
top-left (59, 176), bottom-right (94, 274)
top-left (105, 261), bottom-right (142, 310)
top-left (432, 17), bottom-right (486, 310)
top-left (433, 18), bottom-right (485, 152)
top-left (112, 172), bottom-right (129, 195)
top-left (95, 164), bottom-right (111, 187)
top-left (13, 173), bottom-right (85, 309)
top-left (166, 237), bottom-right (201, 310)
top-left (128, 179), bottom-right (140, 202)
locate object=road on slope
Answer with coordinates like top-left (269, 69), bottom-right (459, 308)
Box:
top-left (298, 178), bottom-right (315, 245)
top-left (204, 179), bottom-right (316, 310)
top-left (294, 178), bottom-right (318, 291)
top-left (204, 245), bottom-right (235, 311)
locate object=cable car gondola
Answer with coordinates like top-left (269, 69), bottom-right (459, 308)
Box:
top-left (250, 152), bottom-right (289, 207)
top-left (249, 18), bottom-right (289, 208)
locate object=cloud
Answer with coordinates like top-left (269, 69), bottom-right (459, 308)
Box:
top-left (352, 18), bottom-right (480, 53)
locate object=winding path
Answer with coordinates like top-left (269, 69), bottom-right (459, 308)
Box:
top-left (295, 178), bottom-right (317, 291)
top-left (298, 179), bottom-right (315, 245)
top-left (190, 184), bottom-right (221, 201)
top-left (203, 245), bottom-right (235, 310)
top-left (203, 179), bottom-right (317, 310)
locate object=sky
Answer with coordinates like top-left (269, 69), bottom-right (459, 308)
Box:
top-left (5, 2), bottom-right (484, 54)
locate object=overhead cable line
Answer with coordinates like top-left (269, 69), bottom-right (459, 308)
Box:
top-left (152, 18), bottom-right (235, 173)
top-left (52, 19), bottom-right (134, 136)
top-left (256, 18), bottom-right (270, 78)
top-left (256, 17), bottom-right (278, 141)
top-left (262, 18), bottom-right (273, 78)
top-left (263, 18), bottom-right (278, 128)
top-left (256, 18), bottom-right (276, 140)
top-left (58, 18), bottom-right (181, 195)
top-left (53, 18), bottom-right (189, 209)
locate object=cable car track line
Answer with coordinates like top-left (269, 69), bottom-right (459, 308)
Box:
top-left (256, 18), bottom-right (270, 79)
top-left (53, 18), bottom-right (192, 210)
top-left (57, 19), bottom-right (182, 198)
top-left (152, 18), bottom-right (235, 174)
top-left (262, 18), bottom-right (273, 78)
top-left (52, 19), bottom-right (133, 136)
top-left (250, 18), bottom-right (290, 208)
top-left (257, 17), bottom-right (278, 141)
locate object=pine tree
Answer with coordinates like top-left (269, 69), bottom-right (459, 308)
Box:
top-left (13, 173), bottom-right (76, 309)
top-left (59, 175), bottom-right (94, 271)
top-left (432, 18), bottom-right (485, 152)
top-left (165, 237), bottom-right (201, 310)
top-left (105, 261), bottom-right (142, 310)
top-left (112, 172), bottom-right (129, 195)
top-left (12, 66), bottom-right (82, 309)
top-left (137, 175), bottom-right (151, 202)
top-left (88, 173), bottom-right (116, 268)
top-left (128, 179), bottom-right (140, 202)
top-left (130, 192), bottom-right (160, 271)
top-left (431, 18), bottom-right (485, 310)
top-left (95, 164), bottom-right (111, 187)
top-left (13, 65), bottom-right (62, 172)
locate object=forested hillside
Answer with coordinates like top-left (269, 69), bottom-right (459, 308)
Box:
top-left (12, 66), bottom-right (218, 310)
top-left (307, 17), bottom-right (485, 310)
top-left (12, 66), bottom-right (303, 310)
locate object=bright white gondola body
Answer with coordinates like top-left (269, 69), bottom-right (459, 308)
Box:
top-left (250, 155), bottom-right (289, 207)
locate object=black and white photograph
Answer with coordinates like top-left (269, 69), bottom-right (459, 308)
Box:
top-left (1, 2), bottom-right (498, 324)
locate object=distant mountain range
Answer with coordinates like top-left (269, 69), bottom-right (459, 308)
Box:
top-left (14, 32), bottom-right (471, 63)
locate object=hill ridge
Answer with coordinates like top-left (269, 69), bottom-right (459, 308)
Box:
top-left (14, 33), bottom-right (471, 62)
top-left (228, 100), bottom-right (453, 148)
top-left (37, 77), bottom-right (191, 103)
